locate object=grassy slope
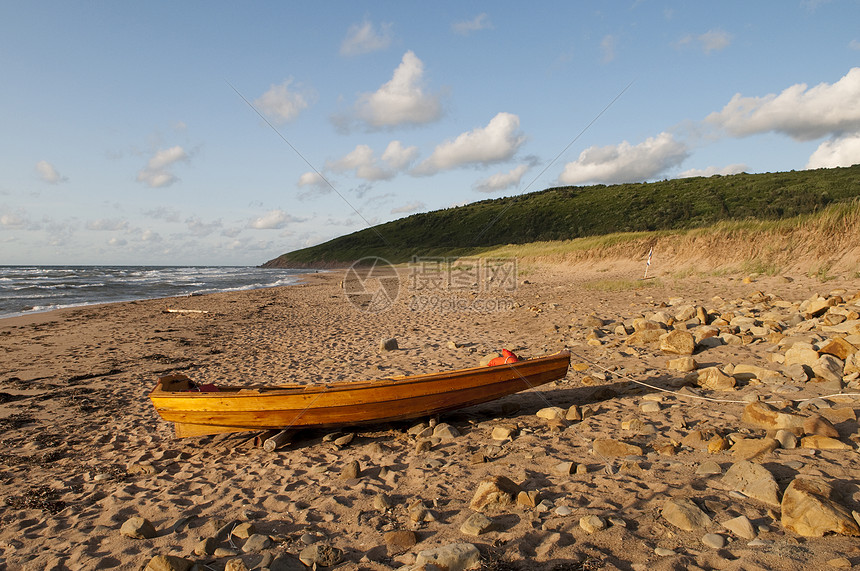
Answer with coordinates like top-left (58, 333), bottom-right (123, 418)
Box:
top-left (263, 165), bottom-right (860, 267)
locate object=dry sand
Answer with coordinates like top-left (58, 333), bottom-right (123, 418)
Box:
top-left (2, 262), bottom-right (860, 570)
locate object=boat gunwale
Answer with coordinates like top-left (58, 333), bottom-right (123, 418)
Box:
top-left (150, 350), bottom-right (571, 399)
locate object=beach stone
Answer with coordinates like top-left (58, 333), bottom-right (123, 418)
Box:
top-left (627, 329), bottom-right (664, 346)
top-left (781, 478), bottom-right (860, 537)
top-left (668, 356), bottom-right (697, 372)
top-left (819, 338), bottom-right (858, 360)
top-left (707, 434), bottom-right (730, 453)
top-left (379, 337), bottom-right (399, 351)
top-left (340, 460), bottom-right (360, 479)
top-left (803, 415), bottom-right (839, 438)
top-left (785, 343), bottom-right (820, 368)
top-left (552, 461), bottom-right (576, 476)
top-left (415, 543), bottom-right (481, 571)
top-left (775, 429), bottom-right (798, 449)
top-left (805, 297), bottom-right (837, 318)
top-left (579, 515), bottom-right (606, 534)
top-left (121, 516), bottom-right (156, 539)
top-left (640, 401), bottom-right (661, 414)
top-left (460, 512), bottom-right (496, 536)
top-left (696, 460), bottom-right (722, 475)
top-left (243, 533), bottom-right (272, 552)
top-left (565, 405), bottom-right (582, 421)
top-left (697, 367), bottom-right (736, 391)
top-left (722, 515), bottom-right (757, 539)
top-left (225, 559), bottom-right (249, 571)
top-left (783, 363), bottom-right (809, 382)
top-left (333, 433), bottom-right (354, 447)
top-left (384, 530), bottom-right (417, 555)
top-left (813, 354), bottom-right (844, 385)
top-left (801, 435), bottom-right (852, 450)
top-left (654, 547), bottom-right (676, 557)
top-left (741, 401), bottom-right (804, 432)
top-left (536, 407), bottom-right (565, 421)
top-left (194, 537), bottom-right (216, 557)
top-left (299, 544), bottom-right (343, 568)
top-left (660, 330), bottom-right (696, 354)
top-left (733, 364), bottom-right (782, 382)
top-left (214, 548), bottom-right (239, 558)
top-left (662, 498), bottom-right (712, 531)
top-left (592, 438), bottom-right (643, 457)
top-left (491, 424), bottom-right (517, 440)
top-left (730, 437), bottom-right (779, 460)
top-left (517, 490), bottom-right (541, 508)
top-left (144, 555), bottom-right (195, 571)
top-left (470, 476), bottom-right (521, 511)
top-left (433, 423), bottom-right (460, 440)
top-left (701, 533), bottom-right (726, 549)
top-left (721, 461), bottom-right (780, 507)
top-left (232, 522), bottom-right (256, 540)
top-left (374, 493), bottom-right (394, 511)
top-left (828, 557), bottom-right (853, 568)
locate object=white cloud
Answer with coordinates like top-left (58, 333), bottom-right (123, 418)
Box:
top-left (137, 146), bottom-right (189, 188)
top-left (559, 132), bottom-right (689, 185)
top-left (807, 134), bottom-right (860, 168)
top-left (0, 213), bottom-right (28, 229)
top-left (86, 218), bottom-right (129, 231)
top-left (254, 78), bottom-right (312, 124)
top-left (249, 209), bottom-right (300, 230)
top-left (327, 145), bottom-right (390, 181)
top-left (452, 13), bottom-right (493, 35)
top-left (340, 20), bottom-right (393, 56)
top-left (706, 67), bottom-right (860, 141)
top-left (600, 35), bottom-right (616, 63)
top-left (699, 29), bottom-right (732, 53)
top-left (678, 29), bottom-right (732, 54)
top-left (354, 51), bottom-right (443, 129)
top-left (141, 229), bottom-right (163, 242)
top-left (678, 163), bottom-right (748, 178)
top-left (473, 164), bottom-right (530, 193)
top-left (326, 141), bottom-right (419, 181)
top-left (413, 112), bottom-right (526, 175)
top-left (185, 216), bottom-right (222, 237)
top-left (298, 171), bottom-right (326, 188)
top-left (108, 237), bottom-right (127, 246)
top-left (381, 140), bottom-right (419, 170)
top-left (391, 201), bottom-right (426, 214)
top-left (35, 160), bottom-right (67, 184)
top-left (143, 206), bottom-right (181, 223)
top-left (850, 39), bottom-right (860, 51)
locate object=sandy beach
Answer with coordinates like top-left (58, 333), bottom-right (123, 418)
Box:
top-left (3, 262), bottom-right (860, 570)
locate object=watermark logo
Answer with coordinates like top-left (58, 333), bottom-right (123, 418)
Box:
top-left (343, 257), bottom-right (400, 314)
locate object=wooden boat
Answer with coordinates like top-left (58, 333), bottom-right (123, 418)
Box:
top-left (150, 350), bottom-right (570, 437)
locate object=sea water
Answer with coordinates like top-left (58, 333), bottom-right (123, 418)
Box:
top-left (0, 266), bottom-right (309, 319)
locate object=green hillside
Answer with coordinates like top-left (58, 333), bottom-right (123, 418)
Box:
top-left (262, 165), bottom-right (860, 267)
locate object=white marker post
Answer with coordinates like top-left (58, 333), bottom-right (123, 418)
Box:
top-left (643, 247), bottom-right (653, 279)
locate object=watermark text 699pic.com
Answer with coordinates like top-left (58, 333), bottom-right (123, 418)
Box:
top-left (407, 256), bottom-right (517, 313)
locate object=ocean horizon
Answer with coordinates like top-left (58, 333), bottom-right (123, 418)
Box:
top-left (0, 265), bottom-right (310, 319)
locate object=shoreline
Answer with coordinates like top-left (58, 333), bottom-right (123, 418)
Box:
top-left (0, 267), bottom-right (324, 326)
top-left (3, 264), bottom-right (860, 570)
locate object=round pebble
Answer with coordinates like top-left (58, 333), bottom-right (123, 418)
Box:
top-left (555, 506), bottom-right (572, 516)
top-left (654, 547), bottom-right (676, 556)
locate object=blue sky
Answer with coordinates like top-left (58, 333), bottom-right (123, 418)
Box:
top-left (2, 1), bottom-right (859, 266)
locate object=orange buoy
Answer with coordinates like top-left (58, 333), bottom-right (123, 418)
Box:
top-left (487, 349), bottom-right (519, 366)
